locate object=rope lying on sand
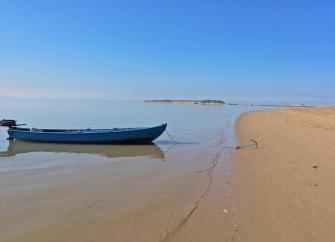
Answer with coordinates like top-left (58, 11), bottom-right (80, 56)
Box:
top-left (164, 129), bottom-right (257, 150)
top-left (236, 139), bottom-right (258, 150)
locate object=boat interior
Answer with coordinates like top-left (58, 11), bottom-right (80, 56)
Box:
top-left (10, 127), bottom-right (142, 133)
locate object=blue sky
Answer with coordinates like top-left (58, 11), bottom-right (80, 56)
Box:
top-left (0, 0), bottom-right (334, 102)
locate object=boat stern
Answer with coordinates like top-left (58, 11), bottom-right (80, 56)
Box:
top-left (7, 129), bottom-right (15, 140)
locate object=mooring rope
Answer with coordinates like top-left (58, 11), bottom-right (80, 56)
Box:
top-left (236, 139), bottom-right (258, 150)
top-left (165, 129), bottom-right (178, 144)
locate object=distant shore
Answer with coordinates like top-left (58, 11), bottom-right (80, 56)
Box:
top-left (143, 99), bottom-right (313, 107)
top-left (227, 103), bottom-right (313, 107)
top-left (143, 99), bottom-right (225, 105)
top-left (232, 107), bottom-right (335, 242)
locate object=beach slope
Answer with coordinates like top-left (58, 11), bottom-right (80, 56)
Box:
top-left (234, 107), bottom-right (335, 242)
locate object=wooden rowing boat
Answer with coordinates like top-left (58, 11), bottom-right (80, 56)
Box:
top-left (1, 120), bottom-right (167, 144)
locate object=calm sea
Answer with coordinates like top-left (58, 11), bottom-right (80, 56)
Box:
top-left (0, 98), bottom-right (264, 241)
top-left (0, 98), bottom-right (260, 157)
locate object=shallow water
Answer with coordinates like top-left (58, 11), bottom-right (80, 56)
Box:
top-left (0, 98), bottom-right (262, 242)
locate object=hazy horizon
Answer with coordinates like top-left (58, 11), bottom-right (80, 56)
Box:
top-left (1, 96), bottom-right (335, 106)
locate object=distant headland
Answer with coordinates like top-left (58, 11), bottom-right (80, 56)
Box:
top-left (144, 99), bottom-right (225, 105)
top-left (143, 100), bottom-right (313, 107)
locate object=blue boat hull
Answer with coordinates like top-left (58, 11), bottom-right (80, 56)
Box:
top-left (7, 124), bottom-right (167, 144)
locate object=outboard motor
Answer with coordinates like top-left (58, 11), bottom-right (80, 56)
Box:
top-left (0, 119), bottom-right (17, 127)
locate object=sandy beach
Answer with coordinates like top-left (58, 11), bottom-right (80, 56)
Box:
top-left (233, 107), bottom-right (335, 242)
top-left (2, 105), bottom-right (335, 242)
top-left (2, 0), bottom-right (334, 240)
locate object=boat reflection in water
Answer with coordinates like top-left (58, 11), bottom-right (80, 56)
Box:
top-left (0, 140), bottom-right (165, 160)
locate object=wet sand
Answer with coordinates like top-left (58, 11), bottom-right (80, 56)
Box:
top-left (233, 107), bottom-right (335, 242)
top-left (0, 140), bottom-right (233, 242)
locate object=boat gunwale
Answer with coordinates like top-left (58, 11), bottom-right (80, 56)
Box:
top-left (8, 123), bottom-right (167, 135)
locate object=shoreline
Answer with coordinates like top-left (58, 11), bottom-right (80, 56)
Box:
top-left (3, 106), bottom-right (335, 241)
top-left (232, 107), bottom-right (335, 242)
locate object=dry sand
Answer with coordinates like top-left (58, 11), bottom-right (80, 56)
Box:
top-left (233, 107), bottom-right (335, 242)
